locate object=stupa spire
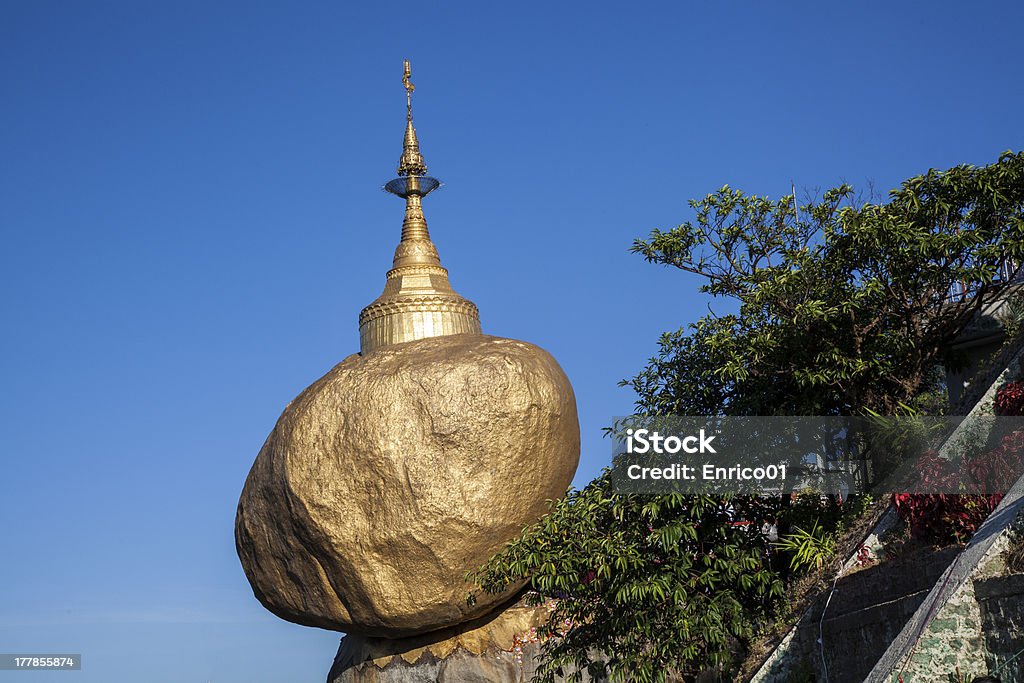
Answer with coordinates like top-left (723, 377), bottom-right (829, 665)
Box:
top-left (397, 60), bottom-right (427, 177)
top-left (357, 60), bottom-right (482, 354)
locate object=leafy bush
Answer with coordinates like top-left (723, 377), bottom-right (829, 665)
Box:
top-left (894, 492), bottom-right (1002, 546)
top-left (468, 476), bottom-right (783, 683)
top-left (892, 381), bottom-right (1024, 545)
top-left (995, 380), bottom-right (1024, 417)
top-left (775, 521), bottom-right (836, 572)
top-left (890, 442), bottom-right (1018, 545)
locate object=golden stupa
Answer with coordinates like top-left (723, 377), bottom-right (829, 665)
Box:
top-left (358, 60), bottom-right (481, 353)
top-left (235, 62), bottom-right (580, 639)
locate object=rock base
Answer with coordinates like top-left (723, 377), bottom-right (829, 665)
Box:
top-left (330, 645), bottom-right (543, 683)
top-left (327, 600), bottom-right (594, 683)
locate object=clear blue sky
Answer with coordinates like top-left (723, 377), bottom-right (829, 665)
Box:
top-left (2, 2), bottom-right (1021, 681)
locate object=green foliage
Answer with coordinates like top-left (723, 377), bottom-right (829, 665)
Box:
top-left (473, 153), bottom-right (1024, 682)
top-left (773, 493), bottom-right (872, 574)
top-left (997, 291), bottom-right (1024, 339)
top-left (469, 475), bottom-right (783, 682)
top-left (775, 521), bottom-right (835, 572)
top-left (627, 151), bottom-right (1024, 417)
top-left (862, 402), bottom-right (949, 481)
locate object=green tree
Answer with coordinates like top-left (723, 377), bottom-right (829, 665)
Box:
top-left (470, 481), bottom-right (783, 682)
top-left (629, 151), bottom-right (1024, 416)
top-left (470, 152), bottom-right (1024, 682)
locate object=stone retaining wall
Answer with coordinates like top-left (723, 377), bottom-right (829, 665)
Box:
top-left (750, 547), bottom-right (960, 682)
top-left (976, 573), bottom-right (1024, 681)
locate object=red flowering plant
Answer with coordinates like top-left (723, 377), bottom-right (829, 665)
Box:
top-left (893, 382), bottom-right (1024, 545)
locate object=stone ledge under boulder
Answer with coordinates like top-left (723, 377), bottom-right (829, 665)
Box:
top-left (327, 599), bottom-right (599, 683)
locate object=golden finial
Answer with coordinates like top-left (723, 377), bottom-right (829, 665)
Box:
top-left (402, 59), bottom-right (414, 121)
top-left (357, 61), bottom-right (481, 354)
top-left (397, 60), bottom-right (427, 177)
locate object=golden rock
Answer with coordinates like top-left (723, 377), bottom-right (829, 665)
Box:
top-left (234, 62), bottom-right (580, 639)
top-left (235, 333), bottom-right (580, 636)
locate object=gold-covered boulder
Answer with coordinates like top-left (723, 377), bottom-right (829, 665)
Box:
top-left (234, 333), bottom-right (579, 637)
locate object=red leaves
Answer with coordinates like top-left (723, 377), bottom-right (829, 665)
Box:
top-left (891, 384), bottom-right (1024, 544)
top-left (893, 492), bottom-right (1001, 545)
top-left (892, 436), bottom-right (1017, 545)
top-left (855, 544), bottom-right (873, 567)
top-left (996, 380), bottom-right (1024, 416)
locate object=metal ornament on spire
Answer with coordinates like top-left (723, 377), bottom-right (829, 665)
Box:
top-left (393, 59), bottom-right (431, 181)
top-left (403, 59), bottom-right (414, 120)
top-left (386, 62), bottom-right (437, 195)
top-left (357, 61), bottom-right (481, 354)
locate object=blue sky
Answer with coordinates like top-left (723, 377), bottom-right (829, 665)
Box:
top-left (2, 1), bottom-right (1022, 681)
